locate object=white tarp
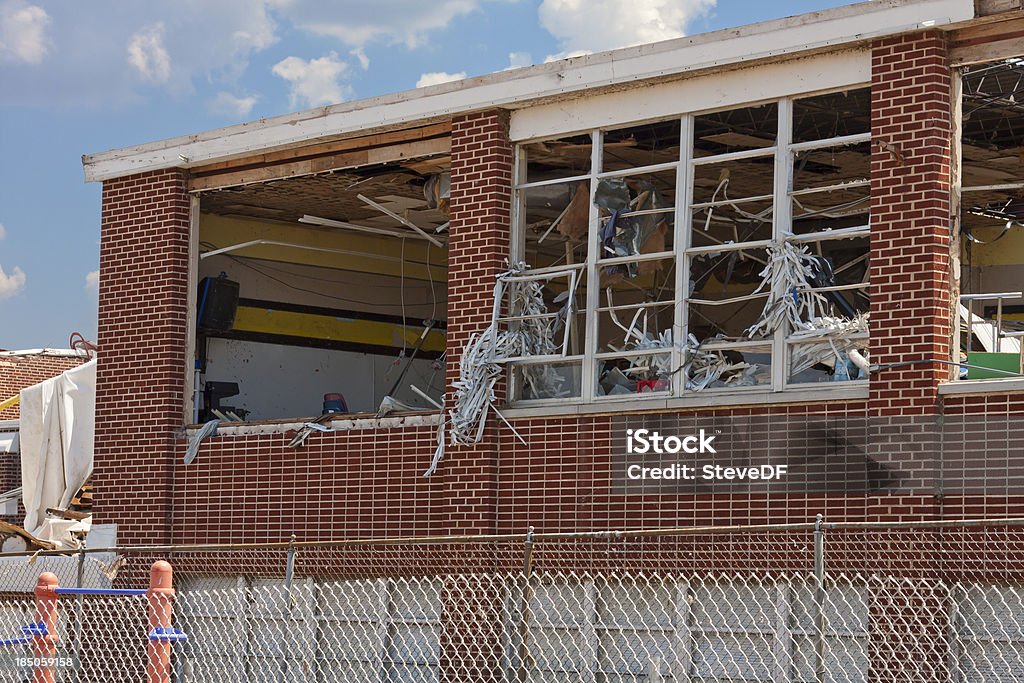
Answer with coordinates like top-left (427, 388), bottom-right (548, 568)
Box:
top-left (18, 358), bottom-right (96, 546)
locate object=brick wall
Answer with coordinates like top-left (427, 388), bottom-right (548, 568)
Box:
top-left (441, 110), bottom-right (514, 535)
top-left (93, 169), bottom-right (190, 545)
top-left (0, 353), bottom-right (85, 420)
top-left (869, 31), bottom-right (953, 415)
top-left (866, 31), bottom-right (954, 525)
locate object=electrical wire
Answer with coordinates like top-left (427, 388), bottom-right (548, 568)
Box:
top-left (199, 242), bottom-right (439, 309)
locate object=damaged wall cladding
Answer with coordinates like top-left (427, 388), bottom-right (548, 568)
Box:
top-left (507, 88), bottom-right (871, 403)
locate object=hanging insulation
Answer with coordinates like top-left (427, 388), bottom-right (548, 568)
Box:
top-left (446, 263), bottom-right (571, 450)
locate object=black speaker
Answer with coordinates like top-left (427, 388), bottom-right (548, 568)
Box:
top-left (197, 275), bottom-right (239, 331)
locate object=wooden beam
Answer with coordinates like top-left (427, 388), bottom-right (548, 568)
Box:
top-left (975, 0), bottom-right (1024, 17)
top-left (189, 136), bottom-right (450, 192)
top-left (191, 122), bottom-right (451, 174)
top-left (952, 34), bottom-right (1024, 64)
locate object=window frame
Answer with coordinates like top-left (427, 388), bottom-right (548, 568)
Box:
top-left (509, 87), bottom-right (871, 407)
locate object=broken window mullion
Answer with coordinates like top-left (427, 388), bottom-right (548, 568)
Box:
top-left (787, 131), bottom-right (871, 153)
top-left (784, 226), bottom-right (869, 243)
top-left (595, 160), bottom-right (679, 179)
top-left (690, 193), bottom-right (776, 210)
top-left (513, 172), bottom-right (593, 191)
top-left (788, 178), bottom-right (870, 198)
top-left (691, 146), bottom-right (777, 166)
top-left (685, 239), bottom-right (776, 257)
top-left (688, 291), bottom-right (772, 306)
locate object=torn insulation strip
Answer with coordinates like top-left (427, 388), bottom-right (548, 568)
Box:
top-left (426, 262), bottom-right (574, 475)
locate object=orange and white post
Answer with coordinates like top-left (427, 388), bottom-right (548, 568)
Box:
top-left (32, 572), bottom-right (59, 683)
top-left (146, 561), bottom-right (176, 683)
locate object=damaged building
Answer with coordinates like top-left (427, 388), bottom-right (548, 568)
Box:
top-left (73, 0), bottom-right (1024, 573)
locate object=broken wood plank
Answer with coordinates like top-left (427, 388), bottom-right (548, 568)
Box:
top-left (189, 136), bottom-right (450, 192)
top-left (975, 0), bottom-right (1024, 17)
top-left (0, 520), bottom-right (57, 551)
top-left (192, 122), bottom-right (451, 174)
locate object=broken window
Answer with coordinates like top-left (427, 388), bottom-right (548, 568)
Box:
top-left (190, 152), bottom-right (449, 424)
top-left (957, 58), bottom-right (1024, 380)
top-left (511, 87), bottom-right (871, 403)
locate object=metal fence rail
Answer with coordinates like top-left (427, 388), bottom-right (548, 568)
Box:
top-left (0, 518), bottom-right (1023, 681)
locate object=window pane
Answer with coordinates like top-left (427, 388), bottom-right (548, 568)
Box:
top-left (786, 238), bottom-right (870, 319)
top-left (596, 353), bottom-right (674, 396)
top-left (513, 360), bottom-right (583, 400)
top-left (692, 155), bottom-right (774, 204)
top-left (687, 248), bottom-right (770, 343)
top-left (685, 343), bottom-right (772, 390)
top-left (602, 119), bottom-right (681, 172)
top-left (690, 198), bottom-right (773, 249)
top-left (792, 88), bottom-right (870, 143)
top-left (595, 172), bottom-right (676, 263)
top-left (522, 134), bottom-right (592, 183)
top-left (521, 180), bottom-right (590, 269)
top-left (792, 141), bottom-right (871, 192)
top-left (694, 103), bottom-right (778, 157)
top-left (789, 340), bottom-right (868, 384)
top-left (597, 264), bottom-right (676, 352)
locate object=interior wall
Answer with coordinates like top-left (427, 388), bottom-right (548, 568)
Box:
top-left (205, 338), bottom-right (442, 419)
top-left (199, 254), bottom-right (444, 321)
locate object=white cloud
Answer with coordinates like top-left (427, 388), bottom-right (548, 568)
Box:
top-left (272, 52), bottom-right (350, 108)
top-left (416, 70), bottom-right (466, 88)
top-left (0, 264), bottom-right (25, 300)
top-left (0, 223), bottom-right (5, 240)
top-left (127, 23), bottom-right (171, 83)
top-left (84, 270), bottom-right (99, 293)
top-left (210, 91), bottom-right (258, 117)
top-left (350, 46), bottom-right (369, 70)
top-left (1, 1), bottom-right (277, 106)
top-left (270, 0), bottom-right (478, 49)
top-left (539, 0), bottom-right (714, 54)
top-left (507, 51), bottom-right (532, 69)
top-left (0, 0), bottom-right (49, 64)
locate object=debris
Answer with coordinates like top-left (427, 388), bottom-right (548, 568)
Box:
top-left (287, 412), bottom-right (335, 449)
top-left (377, 320), bottom-right (436, 416)
top-left (0, 520), bottom-right (57, 551)
top-left (184, 419), bottom-right (220, 464)
top-left (444, 263), bottom-right (566, 458)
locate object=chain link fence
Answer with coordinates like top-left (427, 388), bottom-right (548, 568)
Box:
top-left (1, 518), bottom-right (1024, 681)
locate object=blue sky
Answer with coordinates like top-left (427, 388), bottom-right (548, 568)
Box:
top-left (0, 0), bottom-right (856, 349)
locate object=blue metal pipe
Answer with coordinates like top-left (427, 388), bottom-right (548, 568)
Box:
top-left (54, 588), bottom-right (147, 597)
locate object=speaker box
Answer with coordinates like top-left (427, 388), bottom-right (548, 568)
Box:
top-left (197, 276), bottom-right (239, 332)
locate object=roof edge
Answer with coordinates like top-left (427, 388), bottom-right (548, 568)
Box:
top-left (81, 0), bottom-right (976, 183)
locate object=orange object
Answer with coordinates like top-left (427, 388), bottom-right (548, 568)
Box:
top-left (32, 573), bottom-right (59, 683)
top-left (146, 561), bottom-right (175, 683)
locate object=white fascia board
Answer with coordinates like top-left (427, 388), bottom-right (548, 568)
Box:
top-left (82, 0), bottom-right (975, 183)
top-left (511, 49), bottom-right (870, 141)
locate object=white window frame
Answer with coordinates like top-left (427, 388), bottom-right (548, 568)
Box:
top-left (509, 87), bottom-right (871, 407)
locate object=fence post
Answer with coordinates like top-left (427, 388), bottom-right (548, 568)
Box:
top-left (147, 561), bottom-right (175, 683)
top-left (32, 572), bottom-right (59, 683)
top-left (73, 544), bottom-right (85, 683)
top-left (279, 534), bottom-right (297, 683)
top-left (813, 514), bottom-right (826, 683)
top-left (516, 526), bottom-right (535, 683)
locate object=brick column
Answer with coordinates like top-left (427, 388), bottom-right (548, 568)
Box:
top-left (866, 33), bottom-right (953, 680)
top-left (865, 32), bottom-right (954, 521)
top-left (442, 110), bottom-right (513, 535)
top-left (869, 31), bottom-right (954, 415)
top-left (94, 169), bottom-right (190, 545)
